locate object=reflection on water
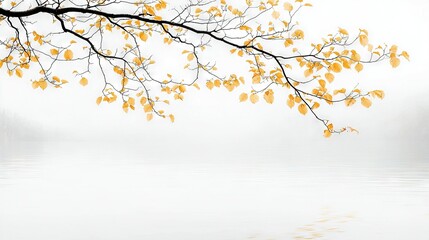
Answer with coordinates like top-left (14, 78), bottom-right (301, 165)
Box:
top-left (0, 141), bottom-right (428, 240)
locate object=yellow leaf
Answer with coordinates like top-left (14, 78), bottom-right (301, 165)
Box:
top-left (32, 81), bottom-right (39, 89)
top-left (355, 62), bottom-right (363, 72)
top-left (390, 57), bottom-right (400, 68)
top-left (330, 62), bottom-right (342, 73)
top-left (323, 130), bottom-right (332, 138)
top-left (143, 104), bottom-right (153, 113)
top-left (298, 103), bottom-right (308, 115)
top-left (287, 98), bottom-right (295, 109)
top-left (128, 97), bottom-right (135, 107)
top-left (263, 90), bottom-right (274, 104)
top-left (139, 32), bottom-right (148, 41)
top-left (339, 28), bottom-right (349, 35)
top-left (193, 83), bottom-right (200, 90)
top-left (250, 94), bottom-right (259, 104)
top-left (334, 88), bottom-right (346, 95)
top-left (390, 45), bottom-right (398, 54)
top-left (187, 53), bottom-right (194, 61)
top-left (113, 66), bottom-right (123, 75)
top-left (178, 85), bottom-right (186, 93)
top-left (401, 51), bottom-right (410, 61)
top-left (140, 97), bottom-right (147, 106)
top-left (272, 11), bottom-right (280, 19)
top-left (79, 77), bottom-right (88, 86)
top-left (169, 114), bottom-right (175, 123)
top-left (361, 97), bottom-right (372, 108)
top-left (239, 93), bottom-right (248, 102)
top-left (15, 68), bottom-right (23, 78)
top-left (370, 90), bottom-right (385, 99)
top-left (345, 98), bottom-right (356, 107)
top-left (304, 68), bottom-right (313, 78)
top-left (122, 102), bottom-right (129, 113)
top-left (284, 2), bottom-right (293, 11)
top-left (96, 96), bottom-right (102, 105)
top-left (206, 81), bottom-right (214, 90)
top-left (312, 102), bottom-right (320, 110)
top-left (292, 29), bottom-right (304, 39)
top-left (144, 4), bottom-right (156, 15)
top-left (325, 73), bottom-right (335, 83)
top-left (75, 29), bottom-right (85, 35)
top-left (64, 49), bottom-right (73, 60)
top-left (359, 34), bottom-right (368, 46)
top-left (39, 80), bottom-right (48, 90)
top-left (237, 50), bottom-right (244, 57)
top-left (50, 49), bottom-right (59, 55)
top-left (147, 113), bottom-right (153, 121)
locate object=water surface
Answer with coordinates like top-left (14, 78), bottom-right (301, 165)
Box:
top-left (1, 141), bottom-right (428, 240)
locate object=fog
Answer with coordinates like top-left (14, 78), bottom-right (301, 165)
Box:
top-left (1, 0), bottom-right (429, 239)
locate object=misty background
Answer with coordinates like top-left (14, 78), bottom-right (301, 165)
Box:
top-left (1, 0), bottom-right (429, 240)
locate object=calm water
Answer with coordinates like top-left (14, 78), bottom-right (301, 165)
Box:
top-left (1, 141), bottom-right (428, 240)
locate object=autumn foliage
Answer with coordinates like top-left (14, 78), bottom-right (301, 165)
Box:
top-left (0, 0), bottom-right (408, 136)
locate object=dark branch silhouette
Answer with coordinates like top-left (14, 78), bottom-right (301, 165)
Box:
top-left (0, 0), bottom-right (408, 136)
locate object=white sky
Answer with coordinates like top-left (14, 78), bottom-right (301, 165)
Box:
top-left (0, 0), bottom-right (428, 156)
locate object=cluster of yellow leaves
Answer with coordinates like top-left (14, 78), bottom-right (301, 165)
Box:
top-left (389, 45), bottom-right (409, 68)
top-left (32, 31), bottom-right (44, 45)
top-left (32, 80), bottom-right (48, 90)
top-left (96, 92), bottom-right (118, 105)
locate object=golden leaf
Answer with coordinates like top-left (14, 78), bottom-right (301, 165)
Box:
top-left (140, 97), bottom-right (147, 106)
top-left (64, 49), bottom-right (73, 60)
top-left (213, 79), bottom-right (221, 87)
top-left (187, 53), bottom-right (194, 61)
top-left (323, 130), bottom-right (332, 138)
top-left (312, 102), bottom-right (320, 110)
top-left (359, 34), bottom-right (368, 46)
top-left (298, 103), bottom-right (308, 115)
top-left (50, 49), bottom-right (59, 55)
top-left (333, 88), bottom-right (346, 95)
top-left (263, 90), bottom-right (274, 104)
top-left (361, 97), bottom-right (372, 108)
top-left (325, 73), bottom-right (335, 83)
top-left (79, 77), bottom-right (88, 86)
top-left (144, 104), bottom-right (153, 113)
top-left (206, 81), bottom-right (214, 90)
top-left (355, 62), bottom-right (363, 72)
top-left (39, 80), bottom-right (48, 90)
top-left (169, 114), bottom-right (175, 123)
top-left (15, 68), bottom-right (23, 78)
top-left (272, 11), bottom-right (280, 19)
top-left (284, 2), bottom-right (293, 11)
top-left (128, 97), bottom-right (135, 106)
top-left (147, 113), bottom-right (153, 121)
top-left (239, 93), bottom-right (248, 102)
top-left (330, 62), bottom-right (342, 73)
top-left (292, 29), bottom-right (304, 39)
top-left (370, 90), bottom-right (385, 99)
top-left (345, 98), bottom-right (356, 107)
top-left (339, 28), bottom-right (349, 35)
top-left (390, 57), bottom-right (400, 68)
top-left (401, 51), bottom-right (410, 61)
top-left (250, 94), bottom-right (259, 104)
top-left (139, 32), bottom-right (148, 41)
top-left (96, 96), bottom-right (102, 105)
top-left (178, 85), bottom-right (186, 93)
top-left (287, 97), bottom-right (295, 109)
top-left (32, 81), bottom-right (39, 89)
